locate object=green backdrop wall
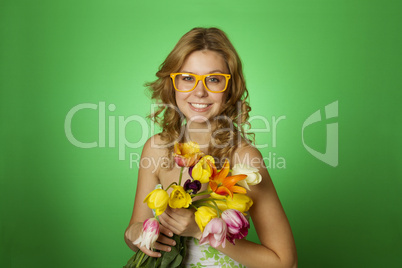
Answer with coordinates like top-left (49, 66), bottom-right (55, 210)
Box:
top-left (1, 0), bottom-right (401, 267)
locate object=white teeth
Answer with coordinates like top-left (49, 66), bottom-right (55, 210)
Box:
top-left (191, 103), bottom-right (209, 108)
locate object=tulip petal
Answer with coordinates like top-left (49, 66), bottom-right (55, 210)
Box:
top-left (199, 218), bottom-right (227, 248)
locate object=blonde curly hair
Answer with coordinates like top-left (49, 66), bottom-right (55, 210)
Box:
top-left (146, 27), bottom-right (254, 168)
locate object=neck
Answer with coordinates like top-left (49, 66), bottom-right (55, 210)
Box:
top-left (184, 120), bottom-right (216, 152)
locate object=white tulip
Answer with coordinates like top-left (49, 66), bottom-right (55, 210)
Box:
top-left (232, 164), bottom-right (262, 190)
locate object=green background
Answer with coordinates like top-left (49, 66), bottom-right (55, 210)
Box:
top-left (1, 0), bottom-right (401, 267)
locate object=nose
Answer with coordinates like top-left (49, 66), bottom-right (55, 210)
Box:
top-left (193, 80), bottom-right (208, 97)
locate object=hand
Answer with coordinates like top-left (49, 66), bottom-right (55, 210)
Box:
top-left (129, 222), bottom-right (177, 258)
top-left (158, 206), bottom-right (202, 239)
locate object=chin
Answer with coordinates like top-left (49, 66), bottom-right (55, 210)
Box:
top-left (187, 115), bottom-right (211, 124)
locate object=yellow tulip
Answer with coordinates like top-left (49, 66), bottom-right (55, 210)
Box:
top-left (143, 189), bottom-right (169, 216)
top-left (194, 206), bottom-right (218, 232)
top-left (209, 200), bottom-right (228, 211)
top-left (191, 155), bottom-right (215, 183)
top-left (168, 185), bottom-right (192, 208)
top-left (209, 192), bottom-right (228, 211)
top-left (226, 194), bottom-right (253, 213)
top-left (173, 142), bottom-right (204, 167)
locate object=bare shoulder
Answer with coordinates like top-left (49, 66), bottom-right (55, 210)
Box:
top-left (142, 134), bottom-right (168, 156)
top-left (141, 134), bottom-right (171, 177)
top-left (232, 142), bottom-right (265, 170)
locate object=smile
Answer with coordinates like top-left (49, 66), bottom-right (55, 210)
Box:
top-left (190, 103), bottom-right (211, 109)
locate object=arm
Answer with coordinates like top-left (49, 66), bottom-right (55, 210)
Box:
top-left (213, 145), bottom-right (297, 268)
top-left (124, 135), bottom-right (176, 257)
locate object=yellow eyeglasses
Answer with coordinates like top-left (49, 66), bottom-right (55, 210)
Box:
top-left (170, 73), bottom-right (231, 93)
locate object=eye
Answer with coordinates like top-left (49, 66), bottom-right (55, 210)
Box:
top-left (181, 75), bottom-right (194, 82)
top-left (207, 76), bottom-right (220, 83)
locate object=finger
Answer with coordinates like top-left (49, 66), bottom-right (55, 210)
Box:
top-left (137, 246), bottom-right (162, 258)
top-left (164, 206), bottom-right (179, 217)
top-left (159, 211), bottom-right (176, 226)
top-left (159, 212), bottom-right (179, 231)
top-left (165, 207), bottom-right (194, 222)
top-left (157, 233), bottom-right (176, 247)
top-left (159, 224), bottom-right (174, 238)
top-left (160, 217), bottom-right (181, 235)
top-left (153, 241), bottom-right (172, 253)
top-left (168, 207), bottom-right (193, 216)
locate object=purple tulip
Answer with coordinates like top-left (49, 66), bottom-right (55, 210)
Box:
top-left (183, 179), bottom-right (201, 194)
top-left (199, 218), bottom-right (228, 248)
top-left (188, 165), bottom-right (195, 179)
top-left (221, 209), bottom-right (250, 245)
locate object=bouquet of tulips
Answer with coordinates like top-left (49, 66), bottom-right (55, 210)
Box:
top-left (124, 142), bottom-right (262, 268)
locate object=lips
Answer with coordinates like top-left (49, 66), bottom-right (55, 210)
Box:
top-left (189, 102), bottom-right (212, 112)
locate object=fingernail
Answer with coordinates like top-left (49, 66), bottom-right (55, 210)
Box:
top-left (158, 253), bottom-right (161, 257)
top-left (167, 247), bottom-right (171, 252)
top-left (169, 232), bottom-right (173, 237)
top-left (172, 241), bottom-right (176, 246)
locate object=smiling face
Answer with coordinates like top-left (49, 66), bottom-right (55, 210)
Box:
top-left (175, 50), bottom-right (229, 124)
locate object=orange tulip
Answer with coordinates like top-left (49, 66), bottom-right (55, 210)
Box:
top-left (208, 159), bottom-right (247, 198)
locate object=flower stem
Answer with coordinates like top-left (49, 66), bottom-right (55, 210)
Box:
top-left (209, 199), bottom-right (221, 217)
top-left (190, 204), bottom-right (198, 211)
top-left (191, 190), bottom-right (212, 198)
top-left (193, 201), bottom-right (223, 216)
top-left (165, 182), bottom-right (178, 191)
top-left (178, 167), bottom-right (184, 186)
top-left (136, 251), bottom-right (145, 268)
top-left (192, 197), bottom-right (225, 204)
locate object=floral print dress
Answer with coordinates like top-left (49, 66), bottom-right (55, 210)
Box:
top-left (182, 238), bottom-right (246, 268)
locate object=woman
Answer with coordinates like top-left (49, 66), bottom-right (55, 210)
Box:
top-left (124, 27), bottom-right (297, 268)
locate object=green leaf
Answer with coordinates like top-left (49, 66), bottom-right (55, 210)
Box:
top-left (180, 236), bottom-right (188, 256)
top-left (123, 251), bottom-right (151, 268)
top-left (143, 255), bottom-right (156, 268)
top-left (155, 255), bottom-right (163, 267)
top-left (161, 246), bottom-right (179, 268)
top-left (171, 253), bottom-right (183, 267)
top-left (174, 234), bottom-right (181, 247)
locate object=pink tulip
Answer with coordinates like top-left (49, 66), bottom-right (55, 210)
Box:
top-left (133, 218), bottom-right (160, 250)
top-left (221, 209), bottom-right (250, 245)
top-left (199, 218), bottom-right (227, 248)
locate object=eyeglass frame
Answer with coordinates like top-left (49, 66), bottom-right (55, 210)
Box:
top-left (170, 73), bottom-right (231, 93)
